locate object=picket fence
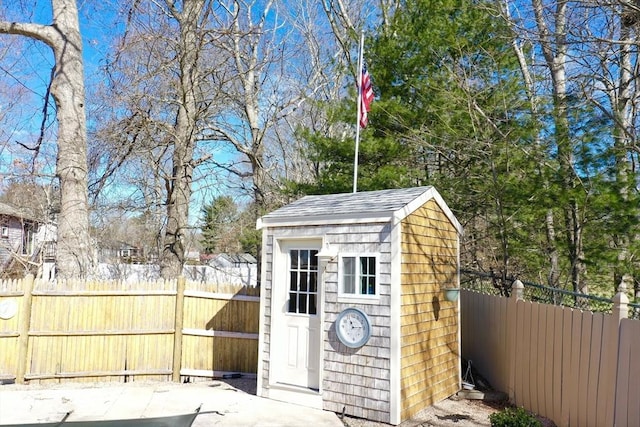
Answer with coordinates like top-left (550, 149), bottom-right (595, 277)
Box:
top-left (0, 275), bottom-right (260, 384)
top-left (462, 280), bottom-right (639, 427)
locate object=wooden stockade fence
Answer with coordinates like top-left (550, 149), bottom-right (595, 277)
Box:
top-left (462, 279), bottom-right (640, 427)
top-left (0, 275), bottom-right (260, 384)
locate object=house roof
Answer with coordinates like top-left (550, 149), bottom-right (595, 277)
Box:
top-left (0, 201), bottom-right (35, 221)
top-left (257, 186), bottom-right (462, 234)
top-left (216, 253), bottom-right (257, 264)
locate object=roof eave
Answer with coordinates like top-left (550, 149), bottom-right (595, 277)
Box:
top-left (257, 212), bottom-right (394, 229)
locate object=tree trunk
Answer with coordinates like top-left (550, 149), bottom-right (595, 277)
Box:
top-left (159, 0), bottom-right (203, 280)
top-left (0, 0), bottom-right (94, 279)
top-left (532, 0), bottom-right (586, 294)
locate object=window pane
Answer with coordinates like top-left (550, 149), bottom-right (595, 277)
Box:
top-left (290, 271), bottom-right (297, 291)
top-left (290, 250), bottom-right (299, 268)
top-left (310, 250), bottom-right (318, 269)
top-left (309, 294), bottom-right (317, 315)
top-left (343, 257), bottom-right (356, 294)
top-left (300, 272), bottom-right (308, 292)
top-left (364, 276), bottom-right (375, 295)
top-left (360, 256), bottom-right (375, 275)
top-left (298, 293), bottom-right (307, 314)
top-left (300, 250), bottom-right (309, 269)
top-left (359, 257), bottom-right (375, 295)
top-left (309, 272), bottom-right (317, 293)
top-left (288, 292), bottom-right (297, 313)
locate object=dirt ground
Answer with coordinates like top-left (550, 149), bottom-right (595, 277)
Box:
top-left (340, 394), bottom-right (506, 427)
top-left (340, 394), bottom-right (556, 427)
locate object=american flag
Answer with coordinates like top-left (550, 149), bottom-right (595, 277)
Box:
top-left (359, 63), bottom-right (374, 128)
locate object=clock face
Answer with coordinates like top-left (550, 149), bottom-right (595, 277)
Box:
top-left (335, 308), bottom-right (371, 348)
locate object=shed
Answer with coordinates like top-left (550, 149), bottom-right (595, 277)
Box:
top-left (255, 186), bottom-right (463, 425)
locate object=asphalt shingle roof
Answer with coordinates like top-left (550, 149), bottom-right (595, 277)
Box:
top-left (261, 186), bottom-right (434, 222)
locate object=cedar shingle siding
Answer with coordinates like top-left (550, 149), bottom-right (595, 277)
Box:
top-left (400, 200), bottom-right (459, 420)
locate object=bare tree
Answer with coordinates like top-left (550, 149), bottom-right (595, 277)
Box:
top-left (0, 0), bottom-right (94, 279)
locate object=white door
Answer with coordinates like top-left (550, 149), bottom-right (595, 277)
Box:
top-left (273, 241), bottom-right (321, 390)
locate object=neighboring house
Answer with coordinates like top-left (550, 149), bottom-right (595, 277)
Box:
top-left (98, 240), bottom-right (145, 264)
top-left (183, 252), bottom-right (258, 286)
top-left (0, 202), bottom-right (56, 279)
top-left (206, 253), bottom-right (257, 268)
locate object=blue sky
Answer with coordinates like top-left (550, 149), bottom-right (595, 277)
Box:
top-left (0, 2), bottom-right (243, 226)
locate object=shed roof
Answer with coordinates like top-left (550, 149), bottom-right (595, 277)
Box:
top-left (258, 186), bottom-right (462, 234)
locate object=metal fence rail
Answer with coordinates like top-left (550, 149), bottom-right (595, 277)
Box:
top-left (461, 269), bottom-right (640, 319)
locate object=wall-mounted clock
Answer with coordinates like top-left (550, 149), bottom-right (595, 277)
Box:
top-left (335, 307), bottom-right (371, 348)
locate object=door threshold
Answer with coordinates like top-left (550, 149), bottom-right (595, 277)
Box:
top-left (265, 382), bottom-right (323, 409)
top-left (271, 382), bottom-right (319, 394)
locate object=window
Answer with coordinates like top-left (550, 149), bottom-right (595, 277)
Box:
top-left (22, 223), bottom-right (35, 255)
top-left (1, 225), bottom-right (8, 238)
top-left (340, 254), bottom-right (378, 297)
top-left (288, 249), bottom-right (319, 315)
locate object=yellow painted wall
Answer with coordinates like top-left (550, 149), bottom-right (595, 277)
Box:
top-left (400, 199), bottom-right (460, 421)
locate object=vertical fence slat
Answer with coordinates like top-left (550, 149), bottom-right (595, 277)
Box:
top-left (577, 311), bottom-right (592, 427)
top-left (586, 313), bottom-right (603, 427)
top-left (560, 308), bottom-right (572, 426)
top-left (528, 302), bottom-right (539, 415)
top-left (16, 274), bottom-right (34, 384)
top-left (627, 320), bottom-right (640, 427)
top-left (615, 319), bottom-right (632, 427)
top-left (550, 305), bottom-right (563, 424)
top-left (540, 303), bottom-right (553, 420)
top-left (172, 276), bottom-right (186, 382)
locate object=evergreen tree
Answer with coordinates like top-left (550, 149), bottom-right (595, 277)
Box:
top-left (200, 196), bottom-right (239, 254)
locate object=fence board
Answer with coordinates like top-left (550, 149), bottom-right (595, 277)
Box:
top-left (535, 303), bottom-right (547, 417)
top-left (615, 319), bottom-right (632, 427)
top-left (0, 277), bottom-right (259, 384)
top-left (530, 302), bottom-right (541, 415)
top-left (616, 319), bottom-right (640, 427)
top-left (0, 294), bottom-right (20, 379)
top-left (628, 322), bottom-right (640, 427)
top-left (491, 296), bottom-right (508, 392)
top-left (514, 300), bottom-right (525, 406)
top-left (549, 305), bottom-right (562, 424)
top-left (577, 311), bottom-right (591, 427)
top-left (586, 313), bottom-right (603, 427)
top-left (539, 303), bottom-right (552, 420)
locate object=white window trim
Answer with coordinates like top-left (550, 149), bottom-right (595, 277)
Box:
top-left (1, 226), bottom-right (8, 238)
top-left (337, 252), bottom-right (380, 304)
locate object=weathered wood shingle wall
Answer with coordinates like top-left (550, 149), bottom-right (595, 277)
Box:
top-left (259, 223), bottom-right (394, 423)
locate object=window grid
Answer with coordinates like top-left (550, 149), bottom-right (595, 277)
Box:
top-left (288, 249), bottom-right (318, 315)
top-left (341, 255), bottom-right (377, 296)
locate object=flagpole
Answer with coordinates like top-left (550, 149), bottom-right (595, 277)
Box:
top-left (353, 32), bottom-right (364, 193)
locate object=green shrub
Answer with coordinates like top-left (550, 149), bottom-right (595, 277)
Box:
top-left (489, 407), bottom-right (542, 427)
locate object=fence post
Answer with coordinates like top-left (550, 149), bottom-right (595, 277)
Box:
top-left (172, 276), bottom-right (186, 382)
top-left (607, 275), bottom-right (630, 426)
top-left (16, 274), bottom-right (35, 384)
top-left (507, 279), bottom-right (524, 403)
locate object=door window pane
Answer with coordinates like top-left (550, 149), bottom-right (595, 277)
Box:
top-left (287, 249), bottom-right (319, 314)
